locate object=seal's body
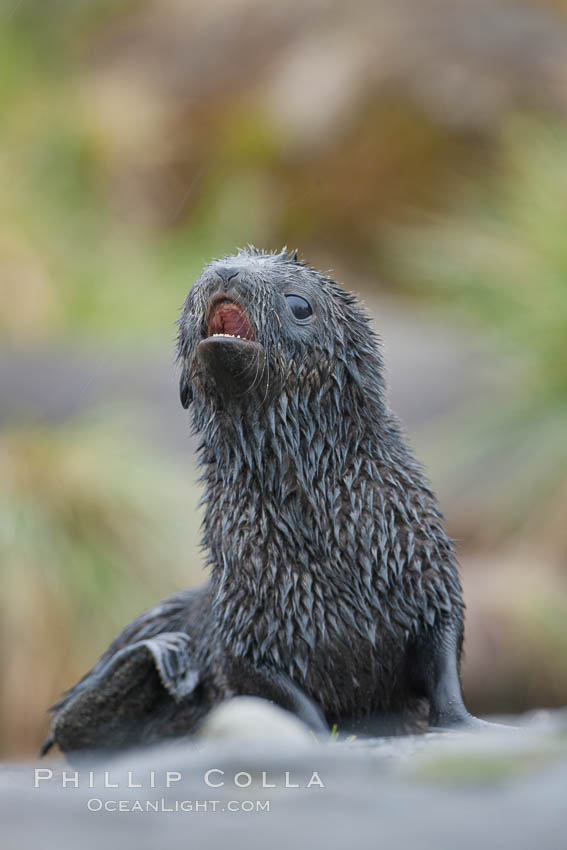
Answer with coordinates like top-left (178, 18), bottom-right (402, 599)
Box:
top-left (44, 249), bottom-right (479, 755)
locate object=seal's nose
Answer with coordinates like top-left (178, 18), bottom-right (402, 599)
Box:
top-left (215, 266), bottom-right (240, 287)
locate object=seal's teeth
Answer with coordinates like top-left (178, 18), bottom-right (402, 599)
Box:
top-left (208, 331), bottom-right (254, 340)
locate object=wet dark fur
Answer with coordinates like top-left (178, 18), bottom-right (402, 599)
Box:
top-left (44, 248), bottom-right (470, 755)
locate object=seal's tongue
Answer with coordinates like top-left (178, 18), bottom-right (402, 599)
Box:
top-left (208, 302), bottom-right (255, 341)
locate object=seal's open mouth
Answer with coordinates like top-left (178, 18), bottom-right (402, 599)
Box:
top-left (206, 299), bottom-right (255, 341)
top-left (198, 297), bottom-right (265, 398)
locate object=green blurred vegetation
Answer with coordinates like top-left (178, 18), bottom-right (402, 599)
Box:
top-left (384, 118), bottom-right (567, 547)
top-left (386, 118), bottom-right (567, 399)
top-left (0, 0), bottom-right (274, 341)
top-left (0, 0), bottom-right (485, 342)
top-left (0, 419), bottom-right (202, 756)
top-left (413, 740), bottom-right (565, 787)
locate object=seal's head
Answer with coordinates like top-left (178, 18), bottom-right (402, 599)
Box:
top-left (177, 247), bottom-right (385, 416)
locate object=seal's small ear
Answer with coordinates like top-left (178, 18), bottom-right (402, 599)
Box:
top-left (180, 372), bottom-right (192, 409)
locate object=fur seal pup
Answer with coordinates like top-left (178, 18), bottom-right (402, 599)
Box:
top-left (43, 248), bottom-right (482, 756)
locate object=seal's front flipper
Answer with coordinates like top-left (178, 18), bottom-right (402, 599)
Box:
top-left (229, 659), bottom-right (329, 736)
top-left (47, 632), bottom-right (199, 755)
top-left (411, 619), bottom-right (480, 729)
top-left (409, 620), bottom-right (509, 732)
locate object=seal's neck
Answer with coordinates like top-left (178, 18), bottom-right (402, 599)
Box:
top-left (195, 375), bottom-right (396, 658)
top-left (198, 377), bottom-right (381, 528)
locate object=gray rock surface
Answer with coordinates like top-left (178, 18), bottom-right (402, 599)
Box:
top-left (1, 705), bottom-right (565, 850)
top-left (199, 696), bottom-right (316, 743)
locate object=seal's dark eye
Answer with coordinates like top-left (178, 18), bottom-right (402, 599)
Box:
top-left (285, 294), bottom-right (313, 321)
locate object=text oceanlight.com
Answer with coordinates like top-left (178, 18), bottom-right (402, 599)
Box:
top-left (86, 798), bottom-right (270, 813)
